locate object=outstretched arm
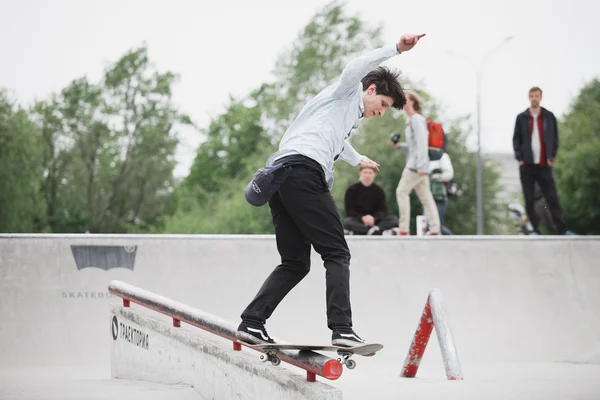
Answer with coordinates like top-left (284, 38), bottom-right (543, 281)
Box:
top-left (333, 33), bottom-right (426, 97)
top-left (339, 142), bottom-right (381, 171)
top-left (338, 141), bottom-right (362, 166)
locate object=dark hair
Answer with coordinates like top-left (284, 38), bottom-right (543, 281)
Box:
top-left (361, 67), bottom-right (406, 110)
top-left (529, 86), bottom-right (543, 95)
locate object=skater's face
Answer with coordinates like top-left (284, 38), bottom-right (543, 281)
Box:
top-left (359, 168), bottom-right (376, 187)
top-left (362, 84), bottom-right (394, 118)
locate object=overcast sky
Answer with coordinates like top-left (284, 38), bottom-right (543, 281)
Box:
top-left (1, 0), bottom-right (598, 177)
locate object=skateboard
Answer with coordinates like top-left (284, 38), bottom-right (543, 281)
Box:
top-left (244, 342), bottom-right (384, 370)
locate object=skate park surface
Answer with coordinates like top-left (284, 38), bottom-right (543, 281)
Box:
top-left (1, 234), bottom-right (600, 399)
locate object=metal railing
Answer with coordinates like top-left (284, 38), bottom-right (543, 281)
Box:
top-left (108, 280), bottom-right (343, 382)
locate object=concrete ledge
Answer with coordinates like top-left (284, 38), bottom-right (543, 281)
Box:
top-left (2, 233), bottom-right (599, 241)
top-left (110, 305), bottom-right (343, 400)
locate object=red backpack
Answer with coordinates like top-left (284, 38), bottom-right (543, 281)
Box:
top-left (427, 117), bottom-right (445, 151)
top-left (426, 117), bottom-right (446, 160)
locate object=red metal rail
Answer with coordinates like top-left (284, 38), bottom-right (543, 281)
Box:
top-left (109, 280), bottom-right (343, 382)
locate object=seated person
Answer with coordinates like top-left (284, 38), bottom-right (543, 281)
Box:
top-left (343, 166), bottom-right (399, 235)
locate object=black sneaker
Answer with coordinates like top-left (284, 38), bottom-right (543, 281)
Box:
top-left (331, 326), bottom-right (367, 347)
top-left (236, 320), bottom-right (275, 344)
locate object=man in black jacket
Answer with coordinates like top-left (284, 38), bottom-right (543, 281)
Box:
top-left (513, 87), bottom-right (568, 234)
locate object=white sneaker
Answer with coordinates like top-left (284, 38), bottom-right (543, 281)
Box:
top-left (367, 226), bottom-right (381, 235)
top-left (332, 327), bottom-right (367, 347)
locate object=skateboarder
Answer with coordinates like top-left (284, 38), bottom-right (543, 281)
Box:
top-left (238, 33), bottom-right (426, 347)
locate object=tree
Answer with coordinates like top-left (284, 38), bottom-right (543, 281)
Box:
top-left (32, 46), bottom-right (191, 233)
top-left (32, 79), bottom-right (105, 232)
top-left (167, 1), bottom-right (384, 233)
top-left (0, 90), bottom-right (45, 232)
top-left (260, 0), bottom-right (383, 131)
top-left (181, 87), bottom-right (273, 204)
top-left (180, 1), bottom-right (382, 203)
top-left (554, 78), bottom-right (600, 234)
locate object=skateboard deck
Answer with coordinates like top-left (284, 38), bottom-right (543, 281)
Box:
top-left (244, 342), bottom-right (383, 369)
top-left (248, 343), bottom-right (383, 356)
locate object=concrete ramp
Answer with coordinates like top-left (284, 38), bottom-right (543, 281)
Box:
top-left (110, 304), bottom-right (341, 400)
top-left (1, 234), bottom-right (600, 399)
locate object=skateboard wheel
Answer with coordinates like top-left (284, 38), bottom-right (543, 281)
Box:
top-left (259, 353), bottom-right (269, 363)
top-left (270, 357), bottom-right (281, 366)
top-left (346, 359), bottom-right (356, 369)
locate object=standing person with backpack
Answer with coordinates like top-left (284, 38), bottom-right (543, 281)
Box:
top-left (390, 90), bottom-right (440, 235)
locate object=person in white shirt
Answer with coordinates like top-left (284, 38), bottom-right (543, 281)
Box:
top-left (429, 151), bottom-right (454, 235)
top-left (237, 33), bottom-right (426, 347)
top-left (392, 90), bottom-right (441, 235)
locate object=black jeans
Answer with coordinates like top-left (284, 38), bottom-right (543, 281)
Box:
top-left (436, 200), bottom-right (447, 225)
top-left (519, 164), bottom-right (567, 234)
top-left (435, 200), bottom-right (454, 235)
top-left (343, 215), bottom-right (399, 234)
top-left (534, 197), bottom-right (557, 234)
top-left (241, 156), bottom-right (352, 329)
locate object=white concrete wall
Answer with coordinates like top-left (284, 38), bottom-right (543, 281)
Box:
top-left (1, 234), bottom-right (599, 393)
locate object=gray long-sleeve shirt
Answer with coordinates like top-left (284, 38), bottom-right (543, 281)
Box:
top-left (267, 43), bottom-right (401, 189)
top-left (404, 113), bottom-right (430, 173)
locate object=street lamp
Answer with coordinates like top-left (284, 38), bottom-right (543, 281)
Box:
top-left (446, 35), bottom-right (514, 235)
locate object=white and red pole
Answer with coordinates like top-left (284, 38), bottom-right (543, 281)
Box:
top-left (401, 289), bottom-right (463, 380)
